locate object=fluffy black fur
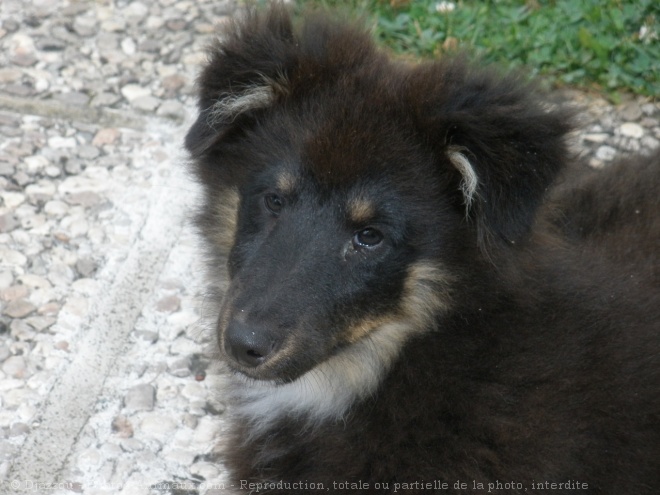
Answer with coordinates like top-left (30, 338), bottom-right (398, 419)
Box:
top-left (185, 5), bottom-right (660, 494)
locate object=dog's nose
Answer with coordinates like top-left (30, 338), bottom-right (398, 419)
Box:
top-left (224, 319), bottom-right (277, 367)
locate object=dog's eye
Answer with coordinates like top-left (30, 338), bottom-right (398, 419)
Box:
top-left (264, 193), bottom-right (283, 215)
top-left (353, 227), bottom-right (383, 248)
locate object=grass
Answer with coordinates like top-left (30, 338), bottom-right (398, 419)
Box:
top-left (300, 0), bottom-right (659, 101)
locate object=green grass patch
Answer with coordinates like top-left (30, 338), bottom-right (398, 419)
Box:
top-left (301, 0), bottom-right (659, 99)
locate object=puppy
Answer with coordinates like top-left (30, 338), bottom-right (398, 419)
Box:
top-left (185, 5), bottom-right (660, 494)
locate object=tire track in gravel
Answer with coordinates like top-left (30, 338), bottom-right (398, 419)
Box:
top-left (5, 118), bottom-right (190, 490)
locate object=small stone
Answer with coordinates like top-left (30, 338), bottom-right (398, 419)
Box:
top-left (60, 215), bottom-right (89, 238)
top-left (641, 136), bottom-right (659, 150)
top-left (4, 84), bottom-right (34, 97)
top-left (641, 103), bottom-right (657, 116)
top-left (77, 448), bottom-right (102, 469)
top-left (75, 257), bottom-right (97, 277)
top-left (0, 344), bottom-right (10, 362)
top-left (132, 95), bottom-right (161, 112)
top-left (18, 274), bottom-right (51, 291)
top-left (156, 294), bottom-right (180, 313)
top-left (0, 285), bottom-right (29, 302)
top-left (205, 396), bottom-right (226, 415)
top-left (124, 1), bottom-right (149, 20)
top-left (38, 302), bottom-right (60, 316)
top-left (195, 23), bottom-right (216, 35)
top-left (0, 162), bottom-right (15, 176)
top-left (54, 92), bottom-right (90, 107)
top-left (162, 447), bottom-right (196, 466)
top-left (16, 402), bottom-right (37, 423)
top-left (13, 171), bottom-right (32, 187)
top-left (168, 357), bottom-right (191, 377)
top-left (53, 232), bottom-right (70, 243)
top-left (145, 16), bottom-right (165, 30)
top-left (64, 191), bottom-right (102, 207)
top-left (181, 382), bottom-right (206, 401)
top-left (26, 316), bottom-right (56, 332)
top-left (618, 122), bottom-right (644, 139)
top-left (92, 128), bottom-right (120, 146)
top-left (3, 299), bottom-right (37, 318)
top-left (138, 39), bottom-right (160, 53)
top-left (24, 155), bottom-right (49, 173)
top-left (192, 416), bottom-right (222, 444)
top-left (21, 214), bottom-right (46, 230)
top-left (60, 296), bottom-right (88, 317)
top-left (30, 287), bottom-right (57, 307)
top-left (47, 136), bottom-right (77, 149)
top-left (0, 272), bottom-right (12, 289)
top-left (112, 414), bottom-right (134, 438)
top-left (124, 384), bottom-right (155, 411)
top-left (0, 68), bottom-right (22, 83)
top-left (10, 319), bottom-right (35, 340)
top-left (71, 278), bottom-right (98, 295)
top-left (166, 19), bottom-right (187, 31)
top-left (182, 413), bottom-right (198, 429)
top-left (44, 165), bottom-right (62, 177)
top-left (620, 102), bottom-right (643, 121)
top-left (121, 37), bottom-right (136, 55)
top-left (44, 200), bottom-right (68, 217)
top-left (8, 33), bottom-right (37, 66)
top-left (9, 422), bottom-right (30, 437)
top-left (595, 145), bottom-right (617, 162)
top-left (73, 17), bottom-right (97, 38)
top-left (0, 214), bottom-right (17, 233)
top-left (134, 330), bottom-right (158, 343)
top-left (90, 92), bottom-right (122, 107)
top-left (2, 355), bottom-right (27, 379)
top-left (25, 181), bottom-right (56, 203)
top-left (640, 117), bottom-right (658, 128)
top-left (190, 462), bottom-right (219, 481)
top-left (140, 413), bottom-right (177, 437)
top-left (1, 191), bottom-right (26, 209)
top-left (99, 11), bottom-right (126, 30)
top-left (582, 133), bottom-right (609, 144)
top-left (156, 100), bottom-right (185, 121)
top-left (120, 84), bottom-right (151, 102)
top-left (54, 340), bottom-right (69, 351)
top-left (0, 249), bottom-right (27, 266)
top-left (170, 337), bottom-right (198, 356)
top-left (59, 176), bottom-right (107, 195)
top-left (77, 145), bottom-right (100, 160)
top-left (119, 438), bottom-right (143, 452)
top-left (36, 38), bottom-right (66, 52)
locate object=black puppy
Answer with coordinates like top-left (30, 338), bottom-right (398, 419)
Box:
top-left (185, 5), bottom-right (660, 494)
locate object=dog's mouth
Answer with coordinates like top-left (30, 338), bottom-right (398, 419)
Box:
top-left (222, 351), bottom-right (306, 384)
top-left (218, 321), bottom-right (303, 382)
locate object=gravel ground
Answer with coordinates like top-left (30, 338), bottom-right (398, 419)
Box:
top-left (0, 1), bottom-right (658, 495)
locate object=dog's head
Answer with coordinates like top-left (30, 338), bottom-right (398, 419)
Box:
top-left (186, 6), bottom-right (572, 383)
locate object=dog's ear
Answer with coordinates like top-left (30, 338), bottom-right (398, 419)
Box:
top-left (185, 5), bottom-right (378, 160)
top-left (184, 6), bottom-right (297, 159)
top-left (410, 59), bottom-right (573, 248)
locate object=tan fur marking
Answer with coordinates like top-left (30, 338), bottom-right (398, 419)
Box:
top-left (276, 171), bottom-right (297, 194)
top-left (447, 145), bottom-right (479, 211)
top-left (347, 197), bottom-right (375, 224)
top-left (228, 320), bottom-right (420, 431)
top-left (223, 262), bottom-right (454, 428)
top-left (400, 262), bottom-right (454, 329)
top-left (208, 73), bottom-right (289, 127)
top-left (342, 314), bottom-right (401, 343)
top-left (210, 187), bottom-right (240, 256)
top-left (342, 262), bottom-right (453, 344)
